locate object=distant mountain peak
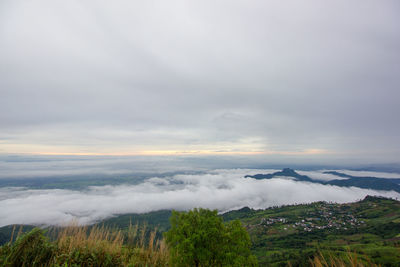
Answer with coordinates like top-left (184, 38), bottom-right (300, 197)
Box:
top-left (245, 168), bottom-right (312, 182)
top-left (245, 168), bottom-right (400, 193)
top-left (281, 168), bottom-right (298, 175)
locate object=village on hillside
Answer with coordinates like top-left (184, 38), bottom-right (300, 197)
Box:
top-left (254, 202), bottom-right (367, 233)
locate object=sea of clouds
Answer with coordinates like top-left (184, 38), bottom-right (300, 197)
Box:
top-left (1, 168), bottom-right (399, 227)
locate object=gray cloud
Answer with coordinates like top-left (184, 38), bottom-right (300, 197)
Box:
top-left (1, 0), bottom-right (400, 161)
top-left (0, 168), bottom-right (399, 227)
top-left (0, 155), bottom-right (178, 178)
top-left (3, 154), bottom-right (400, 181)
top-left (0, 154), bottom-right (277, 179)
top-left (296, 171), bottom-right (349, 181)
top-left (325, 170), bottom-right (400, 179)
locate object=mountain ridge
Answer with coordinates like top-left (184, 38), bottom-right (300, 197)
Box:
top-left (245, 168), bottom-right (400, 193)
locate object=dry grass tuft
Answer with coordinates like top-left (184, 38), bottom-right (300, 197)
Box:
top-left (1, 222), bottom-right (168, 267)
top-left (310, 251), bottom-right (380, 267)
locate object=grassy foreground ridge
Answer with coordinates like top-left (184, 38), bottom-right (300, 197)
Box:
top-left (1, 196), bottom-right (399, 266)
top-left (0, 223), bottom-right (168, 266)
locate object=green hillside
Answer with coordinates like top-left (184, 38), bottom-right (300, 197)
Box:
top-left (97, 196), bottom-right (400, 266)
top-left (1, 196), bottom-right (399, 266)
top-left (102, 196), bottom-right (400, 266)
top-left (222, 196), bottom-right (400, 266)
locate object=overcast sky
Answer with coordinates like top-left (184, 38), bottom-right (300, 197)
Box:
top-left (1, 1), bottom-right (399, 162)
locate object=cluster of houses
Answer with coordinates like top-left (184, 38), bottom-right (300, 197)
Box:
top-left (260, 217), bottom-right (287, 225)
top-left (288, 215), bottom-right (365, 232)
top-left (259, 204), bottom-right (366, 233)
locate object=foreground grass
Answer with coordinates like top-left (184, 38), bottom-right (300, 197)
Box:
top-left (0, 224), bottom-right (168, 267)
top-left (0, 226), bottom-right (392, 267)
top-left (310, 252), bottom-right (381, 267)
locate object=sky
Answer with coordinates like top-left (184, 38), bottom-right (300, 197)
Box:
top-left (1, 0), bottom-right (400, 163)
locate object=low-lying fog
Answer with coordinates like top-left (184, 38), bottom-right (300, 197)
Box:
top-left (1, 167), bottom-right (399, 227)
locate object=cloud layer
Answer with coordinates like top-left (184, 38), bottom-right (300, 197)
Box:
top-left (0, 0), bottom-right (400, 161)
top-left (1, 169), bottom-right (399, 227)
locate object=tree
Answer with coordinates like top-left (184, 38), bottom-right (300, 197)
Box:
top-left (164, 208), bottom-right (258, 267)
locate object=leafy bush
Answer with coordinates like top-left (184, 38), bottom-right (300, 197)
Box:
top-left (2, 228), bottom-right (54, 267)
top-left (164, 208), bottom-right (258, 267)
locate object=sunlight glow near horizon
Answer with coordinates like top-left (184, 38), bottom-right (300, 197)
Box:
top-left (0, 141), bottom-right (328, 156)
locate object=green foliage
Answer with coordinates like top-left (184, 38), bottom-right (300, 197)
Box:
top-left (0, 225), bottom-right (36, 246)
top-left (164, 208), bottom-right (258, 267)
top-left (223, 196), bottom-right (400, 266)
top-left (1, 196), bottom-right (399, 266)
top-left (0, 225), bottom-right (168, 267)
top-left (2, 228), bottom-right (54, 267)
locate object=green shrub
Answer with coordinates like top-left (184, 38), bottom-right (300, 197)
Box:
top-left (164, 208), bottom-right (258, 267)
top-left (3, 228), bottom-right (54, 267)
